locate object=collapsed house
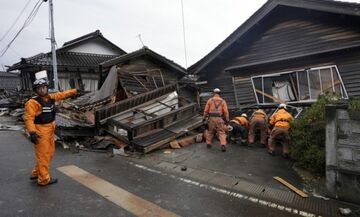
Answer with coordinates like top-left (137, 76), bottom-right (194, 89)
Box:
top-left (189, 0), bottom-right (360, 114)
top-left (0, 71), bottom-right (23, 109)
top-left (0, 71), bottom-right (20, 92)
top-left (7, 30), bottom-right (126, 92)
top-left (57, 47), bottom-right (202, 153)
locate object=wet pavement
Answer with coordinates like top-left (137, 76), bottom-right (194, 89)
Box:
top-left (135, 141), bottom-right (302, 191)
top-left (1, 130), bottom-right (359, 217)
top-left (0, 131), bottom-right (299, 217)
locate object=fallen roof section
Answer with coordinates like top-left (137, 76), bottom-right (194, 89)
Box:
top-left (105, 90), bottom-right (202, 153)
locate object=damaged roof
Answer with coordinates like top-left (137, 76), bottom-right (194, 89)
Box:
top-left (189, 0), bottom-right (360, 74)
top-left (0, 71), bottom-right (20, 90)
top-left (8, 52), bottom-right (118, 70)
top-left (7, 30), bottom-right (126, 71)
top-left (100, 46), bottom-right (187, 76)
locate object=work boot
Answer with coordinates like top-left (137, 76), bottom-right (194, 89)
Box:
top-left (282, 153), bottom-right (289, 159)
top-left (39, 177), bottom-right (58, 186)
top-left (221, 145), bottom-right (226, 152)
top-left (206, 144), bottom-right (212, 148)
top-left (29, 176), bottom-right (37, 182)
top-left (29, 176), bottom-right (37, 180)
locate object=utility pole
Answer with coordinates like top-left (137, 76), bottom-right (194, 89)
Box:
top-left (180, 0), bottom-right (188, 68)
top-left (49, 0), bottom-right (58, 90)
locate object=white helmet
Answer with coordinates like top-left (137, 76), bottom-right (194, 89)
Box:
top-left (33, 78), bottom-right (49, 90)
top-left (213, 88), bottom-right (221, 93)
top-left (241, 113), bottom-right (248, 118)
top-left (279, 103), bottom-right (287, 109)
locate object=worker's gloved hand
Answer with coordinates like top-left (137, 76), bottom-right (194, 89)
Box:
top-left (202, 118), bottom-right (208, 130)
top-left (29, 132), bottom-right (40, 144)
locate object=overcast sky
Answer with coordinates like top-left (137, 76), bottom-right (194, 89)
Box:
top-left (1, 0), bottom-right (360, 70)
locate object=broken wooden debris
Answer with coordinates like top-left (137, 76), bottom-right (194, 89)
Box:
top-left (273, 176), bottom-right (308, 198)
top-left (169, 133), bottom-right (203, 149)
top-left (103, 86), bottom-right (202, 153)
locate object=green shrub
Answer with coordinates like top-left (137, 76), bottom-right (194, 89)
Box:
top-left (289, 94), bottom-right (336, 175)
top-left (349, 97), bottom-right (360, 111)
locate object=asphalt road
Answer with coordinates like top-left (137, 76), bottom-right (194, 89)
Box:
top-left (0, 131), bottom-right (298, 217)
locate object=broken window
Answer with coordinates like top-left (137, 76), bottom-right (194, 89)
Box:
top-left (251, 65), bottom-right (348, 104)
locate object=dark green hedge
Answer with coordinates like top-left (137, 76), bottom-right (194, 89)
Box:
top-left (289, 95), bottom-right (333, 175)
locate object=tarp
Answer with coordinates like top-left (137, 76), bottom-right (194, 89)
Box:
top-left (70, 66), bottom-right (118, 106)
top-left (89, 66), bottom-right (118, 103)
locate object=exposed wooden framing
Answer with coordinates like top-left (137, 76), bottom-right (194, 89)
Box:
top-left (134, 109), bottom-right (157, 118)
top-left (95, 83), bottom-right (177, 125)
top-left (152, 76), bottom-right (158, 88)
top-left (132, 75), bottom-right (149, 91)
top-left (288, 74), bottom-right (299, 101)
top-left (155, 100), bottom-right (176, 110)
top-left (255, 88), bottom-right (286, 103)
top-left (159, 70), bottom-right (165, 86)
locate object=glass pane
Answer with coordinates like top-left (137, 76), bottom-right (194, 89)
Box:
top-left (252, 77), bottom-right (263, 103)
top-left (320, 68), bottom-right (333, 94)
top-left (264, 77), bottom-right (274, 103)
top-left (271, 77), bottom-right (296, 102)
top-left (332, 68), bottom-right (343, 97)
top-left (298, 71), bottom-right (310, 100)
top-left (309, 70), bottom-right (321, 100)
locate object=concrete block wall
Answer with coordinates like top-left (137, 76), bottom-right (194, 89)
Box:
top-left (326, 105), bottom-right (360, 204)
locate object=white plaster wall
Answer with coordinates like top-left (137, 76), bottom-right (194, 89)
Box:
top-left (68, 40), bottom-right (119, 55)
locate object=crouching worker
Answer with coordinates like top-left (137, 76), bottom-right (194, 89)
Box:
top-left (203, 88), bottom-right (229, 152)
top-left (24, 78), bottom-right (77, 186)
top-left (268, 103), bottom-right (294, 158)
top-left (248, 108), bottom-right (268, 147)
top-left (228, 113), bottom-right (249, 145)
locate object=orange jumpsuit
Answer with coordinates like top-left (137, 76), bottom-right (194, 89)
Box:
top-left (268, 108), bottom-right (294, 155)
top-left (203, 94), bottom-right (229, 146)
top-left (233, 117), bottom-right (249, 129)
top-left (229, 116), bottom-right (249, 142)
top-left (24, 89), bottom-right (77, 185)
top-left (248, 109), bottom-right (268, 146)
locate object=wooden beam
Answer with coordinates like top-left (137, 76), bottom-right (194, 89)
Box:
top-left (273, 176), bottom-right (308, 198)
top-left (255, 89), bottom-right (286, 103)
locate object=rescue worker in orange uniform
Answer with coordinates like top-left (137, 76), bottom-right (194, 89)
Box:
top-left (248, 108), bottom-right (268, 147)
top-left (228, 113), bottom-right (249, 144)
top-left (24, 78), bottom-right (77, 186)
top-left (268, 103), bottom-right (294, 157)
top-left (203, 88), bottom-right (229, 152)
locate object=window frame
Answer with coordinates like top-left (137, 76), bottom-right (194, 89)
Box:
top-left (250, 65), bottom-right (348, 105)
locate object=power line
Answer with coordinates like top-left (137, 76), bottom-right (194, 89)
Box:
top-left (0, 40), bottom-right (22, 57)
top-left (0, 0), bottom-right (45, 57)
top-left (0, 0), bottom-right (33, 42)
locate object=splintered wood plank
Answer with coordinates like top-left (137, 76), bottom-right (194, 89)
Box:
top-left (273, 176), bottom-right (308, 198)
